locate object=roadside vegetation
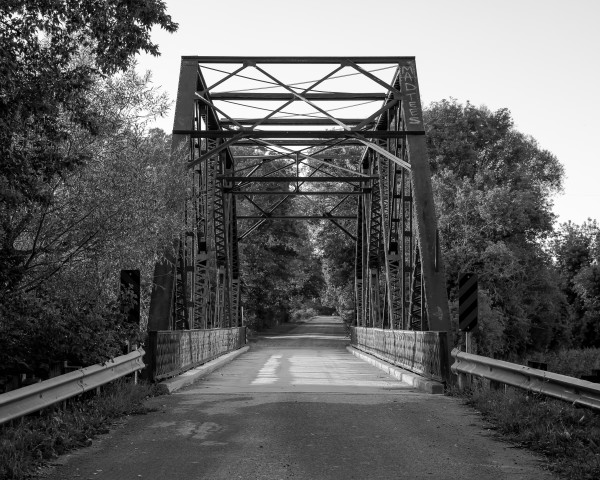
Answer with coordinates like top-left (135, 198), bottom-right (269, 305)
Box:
top-left (1, 1), bottom-right (183, 386)
top-left (0, 379), bottom-right (158, 480)
top-left (527, 347), bottom-right (600, 378)
top-left (450, 384), bottom-right (600, 480)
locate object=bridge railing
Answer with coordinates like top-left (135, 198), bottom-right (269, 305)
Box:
top-left (350, 327), bottom-right (449, 383)
top-left (145, 327), bottom-right (246, 381)
top-left (451, 349), bottom-right (600, 410)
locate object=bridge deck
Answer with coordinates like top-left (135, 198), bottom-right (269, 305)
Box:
top-left (193, 316), bottom-right (413, 394)
top-left (42, 317), bottom-right (555, 480)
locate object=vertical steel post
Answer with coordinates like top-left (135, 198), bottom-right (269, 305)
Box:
top-left (354, 194), bottom-right (364, 326)
top-left (148, 59), bottom-right (197, 331)
top-left (362, 154), bottom-right (372, 326)
top-left (367, 150), bottom-right (383, 328)
top-left (398, 59), bottom-right (451, 334)
top-left (230, 185), bottom-right (241, 326)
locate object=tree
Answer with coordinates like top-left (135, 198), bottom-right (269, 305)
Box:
top-left (240, 219), bottom-right (321, 329)
top-left (11, 69), bottom-right (186, 295)
top-left (295, 146), bottom-right (361, 322)
top-left (551, 220), bottom-right (600, 346)
top-left (318, 224), bottom-right (355, 323)
top-left (424, 99), bottom-right (566, 356)
top-left (573, 264), bottom-right (600, 345)
top-left (0, 68), bottom-right (187, 376)
top-left (0, 0), bottom-right (177, 292)
top-left (235, 153), bottom-right (327, 329)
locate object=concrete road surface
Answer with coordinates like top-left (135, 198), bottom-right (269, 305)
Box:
top-left (41, 316), bottom-right (555, 480)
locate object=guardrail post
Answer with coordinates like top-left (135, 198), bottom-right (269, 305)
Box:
top-left (457, 371), bottom-right (469, 390)
top-left (489, 379), bottom-right (503, 391)
top-left (439, 332), bottom-right (451, 385)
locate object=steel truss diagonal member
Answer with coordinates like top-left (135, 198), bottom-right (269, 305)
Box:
top-left (193, 63), bottom-right (346, 167)
top-left (252, 63), bottom-right (412, 172)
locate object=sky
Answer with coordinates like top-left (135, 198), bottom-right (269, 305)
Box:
top-left (136, 0), bottom-right (600, 226)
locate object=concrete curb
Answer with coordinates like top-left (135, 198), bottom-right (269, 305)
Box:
top-left (346, 346), bottom-right (444, 394)
top-left (158, 346), bottom-right (250, 394)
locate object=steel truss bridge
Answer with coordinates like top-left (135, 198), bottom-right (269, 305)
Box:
top-left (148, 56), bottom-right (451, 337)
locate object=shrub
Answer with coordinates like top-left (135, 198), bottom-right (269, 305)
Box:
top-left (0, 290), bottom-right (139, 378)
top-left (529, 348), bottom-right (600, 378)
top-left (290, 307), bottom-right (318, 323)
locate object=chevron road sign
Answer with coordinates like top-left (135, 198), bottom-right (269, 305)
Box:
top-left (459, 273), bottom-right (478, 332)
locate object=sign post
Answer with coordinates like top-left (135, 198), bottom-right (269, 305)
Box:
top-left (457, 272), bottom-right (478, 388)
top-left (120, 268), bottom-right (140, 352)
top-left (120, 269), bottom-right (141, 384)
top-left (120, 269), bottom-right (141, 326)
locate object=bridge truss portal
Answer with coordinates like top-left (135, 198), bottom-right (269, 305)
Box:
top-left (148, 56), bottom-right (451, 334)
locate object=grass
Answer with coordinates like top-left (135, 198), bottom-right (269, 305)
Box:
top-left (450, 382), bottom-right (600, 479)
top-left (0, 378), bottom-right (160, 480)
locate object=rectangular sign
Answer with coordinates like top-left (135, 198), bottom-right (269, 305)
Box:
top-left (459, 273), bottom-right (478, 332)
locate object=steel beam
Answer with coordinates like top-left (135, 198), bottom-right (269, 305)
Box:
top-left (149, 58), bottom-right (197, 332)
top-left (355, 194), bottom-right (364, 327)
top-left (232, 140), bottom-right (365, 146)
top-left (221, 118), bottom-right (367, 126)
top-left (176, 130), bottom-right (423, 139)
top-left (398, 59), bottom-right (451, 333)
top-left (209, 92), bottom-right (387, 101)
top-left (219, 176), bottom-right (375, 183)
top-left (187, 56), bottom-right (414, 64)
top-left (227, 190), bottom-right (364, 195)
top-left (237, 215), bottom-right (356, 220)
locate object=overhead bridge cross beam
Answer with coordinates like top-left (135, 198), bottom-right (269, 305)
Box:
top-left (175, 130), bottom-right (424, 139)
top-left (148, 56), bottom-right (451, 345)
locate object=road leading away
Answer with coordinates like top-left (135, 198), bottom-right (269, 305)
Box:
top-left (41, 316), bottom-right (555, 480)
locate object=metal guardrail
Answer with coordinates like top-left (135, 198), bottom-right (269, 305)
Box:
top-left (351, 327), bottom-right (449, 382)
top-left (0, 349), bottom-right (145, 425)
top-left (451, 348), bottom-right (600, 410)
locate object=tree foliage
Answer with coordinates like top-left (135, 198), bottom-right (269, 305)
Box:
top-left (550, 220), bottom-right (600, 346)
top-left (425, 99), bottom-right (566, 356)
top-left (11, 69), bottom-right (185, 295)
top-left (0, 1), bottom-right (178, 376)
top-left (0, 0), bottom-right (177, 292)
top-left (0, 68), bottom-right (186, 376)
top-left (237, 100), bottom-right (576, 358)
top-left (0, 291), bottom-right (135, 377)
top-left (236, 154), bottom-right (327, 329)
top-left (294, 146), bottom-right (361, 322)
top-left (241, 219), bottom-right (324, 329)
